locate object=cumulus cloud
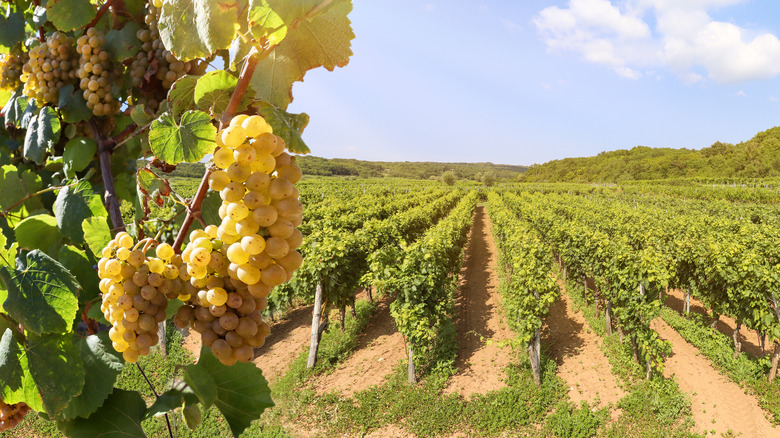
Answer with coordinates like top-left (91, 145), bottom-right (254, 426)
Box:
top-left (534, 0), bottom-right (780, 84)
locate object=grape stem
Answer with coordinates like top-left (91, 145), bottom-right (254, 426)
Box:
top-left (83, 0), bottom-right (117, 35)
top-left (172, 47), bottom-right (261, 252)
top-left (135, 363), bottom-right (174, 438)
top-left (88, 119), bottom-right (126, 232)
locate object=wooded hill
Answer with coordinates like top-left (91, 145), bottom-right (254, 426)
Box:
top-left (521, 126), bottom-right (780, 183)
top-left (149, 158), bottom-right (529, 181)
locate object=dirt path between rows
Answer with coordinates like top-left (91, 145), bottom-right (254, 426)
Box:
top-left (444, 206), bottom-right (515, 399)
top-left (252, 304), bottom-right (314, 382)
top-left (651, 318), bottom-right (780, 437)
top-left (313, 293), bottom-right (406, 397)
top-left (543, 286), bottom-right (626, 408)
top-left (665, 288), bottom-right (767, 358)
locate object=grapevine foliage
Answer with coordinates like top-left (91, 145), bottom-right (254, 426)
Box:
top-left (0, 0), bottom-right (353, 436)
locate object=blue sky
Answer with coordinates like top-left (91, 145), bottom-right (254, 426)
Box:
top-left (286, 0), bottom-right (780, 166)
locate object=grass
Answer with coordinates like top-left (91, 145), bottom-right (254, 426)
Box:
top-left (660, 306), bottom-right (780, 424)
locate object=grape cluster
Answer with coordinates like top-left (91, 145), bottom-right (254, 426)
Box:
top-left (0, 399), bottom-right (29, 432)
top-left (76, 28), bottom-right (119, 116)
top-left (0, 51), bottom-right (28, 91)
top-left (173, 114), bottom-right (304, 365)
top-left (129, 1), bottom-right (208, 109)
top-left (99, 232), bottom-right (185, 363)
top-left (20, 32), bottom-right (78, 104)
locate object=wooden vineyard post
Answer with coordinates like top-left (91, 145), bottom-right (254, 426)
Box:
top-left (733, 321), bottom-right (742, 358)
top-left (605, 300), bottom-right (612, 336)
top-left (307, 283), bottom-right (325, 369)
top-left (685, 288), bottom-right (691, 314)
top-left (408, 342), bottom-right (416, 384)
top-left (529, 290), bottom-right (542, 386)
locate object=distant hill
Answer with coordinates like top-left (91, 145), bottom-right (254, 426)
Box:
top-left (295, 156), bottom-right (528, 180)
top-left (143, 157), bottom-right (528, 181)
top-left (521, 126), bottom-right (780, 183)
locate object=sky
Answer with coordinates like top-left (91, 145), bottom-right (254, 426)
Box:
top-left (286, 0), bottom-right (780, 166)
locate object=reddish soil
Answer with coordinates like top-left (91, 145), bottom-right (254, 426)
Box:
top-left (651, 318), bottom-right (780, 437)
top-left (543, 285), bottom-right (626, 408)
top-left (312, 293), bottom-right (406, 397)
top-left (665, 288), bottom-right (767, 358)
top-left (252, 304), bottom-right (314, 382)
top-left (444, 206), bottom-right (515, 399)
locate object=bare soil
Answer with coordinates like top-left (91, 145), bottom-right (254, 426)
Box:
top-left (252, 304), bottom-right (314, 382)
top-left (543, 285), bottom-right (626, 408)
top-left (312, 293), bottom-right (406, 397)
top-left (444, 205), bottom-right (515, 399)
top-left (665, 288), bottom-right (767, 358)
top-left (651, 318), bottom-right (780, 437)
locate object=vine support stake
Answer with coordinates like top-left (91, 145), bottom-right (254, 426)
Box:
top-left (307, 282), bottom-right (325, 369)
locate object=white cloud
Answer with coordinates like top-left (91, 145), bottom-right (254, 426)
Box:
top-left (534, 0), bottom-right (780, 84)
top-left (769, 96), bottom-right (778, 102)
top-left (735, 90), bottom-right (747, 97)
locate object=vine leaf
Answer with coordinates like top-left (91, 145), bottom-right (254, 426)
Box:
top-left (149, 110), bottom-right (217, 164)
top-left (2, 88), bottom-right (29, 128)
top-left (58, 84), bottom-right (92, 124)
top-left (184, 346), bottom-right (274, 437)
top-left (0, 12), bottom-right (25, 51)
top-left (158, 0), bottom-right (241, 62)
top-left (26, 331), bottom-right (85, 416)
top-left (0, 250), bottom-right (80, 335)
top-left (194, 70), bottom-right (253, 117)
top-left (256, 101), bottom-right (310, 153)
top-left (63, 137), bottom-right (97, 178)
top-left (167, 75), bottom-right (199, 118)
top-left (57, 388), bottom-right (146, 437)
top-left (144, 380), bottom-right (200, 420)
top-left (105, 23), bottom-right (142, 62)
top-left (14, 214), bottom-right (62, 255)
top-left (81, 217), bottom-right (112, 257)
top-left (24, 107), bottom-right (61, 165)
top-left (0, 328), bottom-right (43, 411)
top-left (250, 0), bottom-right (354, 109)
top-left (58, 245), bottom-right (100, 304)
top-left (60, 332), bottom-right (124, 421)
top-left (46, 0), bottom-right (96, 32)
top-left (54, 180), bottom-right (107, 244)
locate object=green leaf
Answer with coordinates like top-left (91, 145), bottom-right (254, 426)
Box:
top-left (184, 346), bottom-right (274, 437)
top-left (167, 75), bottom-right (198, 118)
top-left (24, 107), bottom-right (61, 165)
top-left (144, 381), bottom-right (199, 420)
top-left (3, 87), bottom-right (30, 128)
top-left (81, 216), bottom-right (112, 257)
top-left (201, 190), bottom-right (222, 228)
top-left (58, 84), bottom-right (92, 124)
top-left (158, 0), bottom-right (241, 61)
top-left (0, 250), bottom-right (80, 335)
top-left (27, 331), bottom-right (85, 416)
top-left (148, 110), bottom-right (216, 164)
top-left (104, 22), bottom-right (142, 62)
top-left (256, 101), bottom-right (310, 153)
top-left (0, 328), bottom-right (43, 411)
top-left (247, 1), bottom-right (287, 45)
top-left (60, 332), bottom-right (124, 420)
top-left (59, 245), bottom-right (100, 304)
top-left (63, 137), bottom-right (97, 178)
top-left (130, 104), bottom-right (155, 127)
top-left (54, 180), bottom-right (107, 244)
top-left (251, 0), bottom-right (354, 108)
top-left (14, 214), bottom-right (62, 253)
top-left (0, 13), bottom-right (25, 50)
top-left (46, 0), bottom-right (96, 32)
top-left (194, 70), bottom-right (252, 116)
top-left (58, 388), bottom-right (146, 438)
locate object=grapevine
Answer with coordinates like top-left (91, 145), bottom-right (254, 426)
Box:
top-left (0, 0), bottom-right (354, 435)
